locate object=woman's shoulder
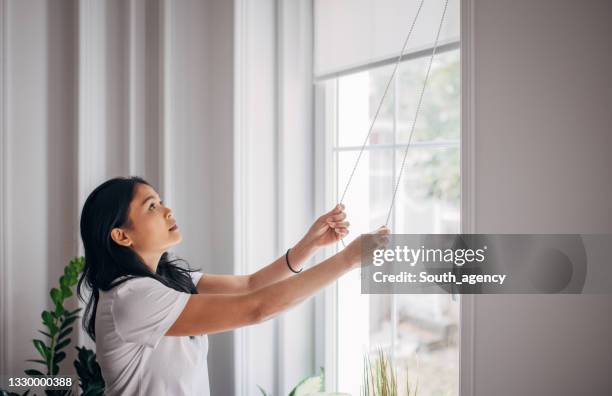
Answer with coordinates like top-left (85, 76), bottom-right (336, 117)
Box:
top-left (102, 275), bottom-right (164, 297)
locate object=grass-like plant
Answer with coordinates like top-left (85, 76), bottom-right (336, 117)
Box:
top-left (361, 348), bottom-right (418, 396)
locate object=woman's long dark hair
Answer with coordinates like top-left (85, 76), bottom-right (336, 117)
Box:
top-left (77, 176), bottom-right (200, 342)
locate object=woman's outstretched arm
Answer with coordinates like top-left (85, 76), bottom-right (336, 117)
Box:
top-left (166, 226), bottom-right (389, 337)
top-left (195, 204), bottom-right (349, 294)
top-left (246, 238), bottom-right (317, 288)
top-left (194, 238), bottom-right (316, 294)
top-left (167, 249), bottom-right (350, 336)
top-left (246, 204), bottom-right (350, 290)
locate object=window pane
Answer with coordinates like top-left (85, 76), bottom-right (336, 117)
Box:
top-left (337, 65), bottom-right (395, 148)
top-left (393, 145), bottom-right (460, 395)
top-left (397, 50), bottom-right (460, 144)
top-left (395, 145), bottom-right (460, 233)
top-left (336, 149), bottom-right (394, 241)
top-left (396, 293), bottom-right (459, 396)
top-left (336, 148), bottom-right (394, 395)
top-left (333, 49), bottom-right (460, 396)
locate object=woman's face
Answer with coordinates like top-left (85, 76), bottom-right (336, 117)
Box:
top-left (111, 183), bottom-right (182, 253)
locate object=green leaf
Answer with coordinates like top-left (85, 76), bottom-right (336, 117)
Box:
top-left (64, 308), bottom-right (82, 318)
top-left (57, 327), bottom-right (72, 341)
top-left (66, 266), bottom-right (76, 279)
top-left (50, 288), bottom-right (63, 306)
top-left (42, 310), bottom-right (53, 326)
top-left (74, 256), bottom-right (85, 272)
top-left (61, 284), bottom-right (72, 298)
top-left (54, 338), bottom-right (70, 352)
top-left (24, 369), bottom-right (44, 376)
top-left (60, 316), bottom-right (77, 329)
top-left (54, 351), bottom-right (66, 364)
top-left (33, 339), bottom-right (49, 361)
top-left (74, 345), bottom-right (105, 396)
top-left (41, 311), bottom-right (58, 334)
top-left (25, 358), bottom-right (47, 365)
top-left (289, 373), bottom-right (324, 396)
top-left (55, 304), bottom-right (65, 316)
top-left (38, 330), bottom-right (52, 338)
top-left (256, 385), bottom-right (271, 396)
top-left (82, 387), bottom-right (104, 396)
top-left (68, 307), bottom-right (82, 316)
top-left (62, 312), bottom-right (78, 321)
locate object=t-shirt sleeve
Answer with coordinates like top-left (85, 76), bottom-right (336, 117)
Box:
top-left (190, 271), bottom-right (204, 288)
top-left (111, 277), bottom-right (191, 348)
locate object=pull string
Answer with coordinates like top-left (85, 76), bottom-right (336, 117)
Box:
top-left (338, 0), bottom-right (450, 246)
top-left (384, 0), bottom-right (450, 226)
top-left (338, 0), bottom-right (425, 206)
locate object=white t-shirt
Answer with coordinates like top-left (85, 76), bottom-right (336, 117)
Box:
top-left (95, 272), bottom-right (210, 396)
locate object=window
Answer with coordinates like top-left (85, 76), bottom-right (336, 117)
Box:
top-left (316, 46), bottom-right (460, 395)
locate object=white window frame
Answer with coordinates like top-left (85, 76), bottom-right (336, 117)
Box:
top-left (312, 1), bottom-right (476, 390)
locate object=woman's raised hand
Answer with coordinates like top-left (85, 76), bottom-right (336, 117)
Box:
top-left (302, 204), bottom-right (350, 248)
top-left (341, 225), bottom-right (391, 270)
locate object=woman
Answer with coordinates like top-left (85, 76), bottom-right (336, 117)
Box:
top-left (77, 176), bottom-right (390, 395)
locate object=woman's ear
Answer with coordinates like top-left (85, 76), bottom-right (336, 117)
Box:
top-left (111, 228), bottom-right (133, 247)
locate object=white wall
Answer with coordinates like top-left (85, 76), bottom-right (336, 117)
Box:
top-left (467, 0), bottom-right (612, 394)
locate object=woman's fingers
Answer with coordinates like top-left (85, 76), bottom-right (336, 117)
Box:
top-left (373, 227), bottom-right (391, 248)
top-left (376, 225), bottom-right (391, 234)
top-left (326, 203), bottom-right (345, 216)
top-left (317, 204), bottom-right (343, 224)
top-left (328, 221), bottom-right (350, 229)
top-left (362, 225), bottom-right (391, 250)
top-left (366, 225), bottom-right (390, 235)
top-left (326, 212), bottom-right (347, 223)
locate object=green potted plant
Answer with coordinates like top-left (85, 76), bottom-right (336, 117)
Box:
top-left (0, 257), bottom-right (105, 396)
